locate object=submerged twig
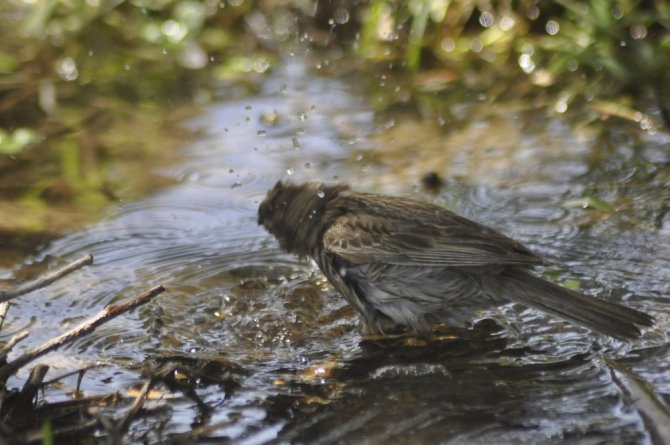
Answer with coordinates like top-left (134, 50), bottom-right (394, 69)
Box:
top-left (0, 285), bottom-right (166, 382)
top-left (606, 358), bottom-right (670, 445)
top-left (24, 418), bottom-right (99, 445)
top-left (41, 363), bottom-right (107, 388)
top-left (0, 254), bottom-right (94, 303)
top-left (118, 379), bottom-right (153, 433)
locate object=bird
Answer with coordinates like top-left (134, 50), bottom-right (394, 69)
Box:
top-left (257, 181), bottom-right (654, 340)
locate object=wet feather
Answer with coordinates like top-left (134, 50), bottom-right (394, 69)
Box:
top-left (258, 181), bottom-right (654, 340)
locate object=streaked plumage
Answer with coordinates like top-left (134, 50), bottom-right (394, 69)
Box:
top-left (257, 181), bottom-right (653, 339)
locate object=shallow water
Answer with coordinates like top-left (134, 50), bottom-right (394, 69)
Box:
top-left (2, 54), bottom-right (669, 443)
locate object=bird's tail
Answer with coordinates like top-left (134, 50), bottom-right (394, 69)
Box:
top-left (487, 268), bottom-right (654, 340)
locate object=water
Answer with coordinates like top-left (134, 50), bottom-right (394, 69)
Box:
top-left (1, 54), bottom-right (669, 443)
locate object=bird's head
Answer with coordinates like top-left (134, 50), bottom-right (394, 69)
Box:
top-left (258, 181), bottom-right (347, 257)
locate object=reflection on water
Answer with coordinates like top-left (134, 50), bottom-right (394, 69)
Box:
top-left (2, 55), bottom-right (669, 442)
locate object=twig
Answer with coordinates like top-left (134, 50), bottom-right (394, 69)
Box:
top-left (22, 364), bottom-right (49, 399)
top-left (24, 418), bottom-right (99, 444)
top-left (118, 379), bottom-right (153, 433)
top-left (32, 392), bottom-right (125, 416)
top-left (0, 302), bottom-right (9, 331)
top-left (154, 418), bottom-right (235, 444)
top-left (0, 254), bottom-right (94, 303)
top-left (40, 363), bottom-right (107, 388)
top-left (606, 357), bottom-right (670, 445)
top-left (0, 329), bottom-right (30, 362)
top-left (12, 365), bottom-right (50, 417)
top-left (0, 285), bottom-right (166, 381)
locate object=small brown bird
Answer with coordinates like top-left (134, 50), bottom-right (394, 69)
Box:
top-left (257, 181), bottom-right (653, 340)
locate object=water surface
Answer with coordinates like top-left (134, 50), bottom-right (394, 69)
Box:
top-left (2, 54), bottom-right (669, 443)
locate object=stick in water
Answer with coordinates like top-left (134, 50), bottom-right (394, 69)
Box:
top-left (0, 253), bottom-right (94, 303)
top-left (0, 285), bottom-right (166, 381)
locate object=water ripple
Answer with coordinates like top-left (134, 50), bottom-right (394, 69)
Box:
top-left (2, 56), bottom-right (668, 444)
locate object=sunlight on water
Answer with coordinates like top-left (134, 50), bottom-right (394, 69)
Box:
top-left (2, 55), bottom-right (668, 443)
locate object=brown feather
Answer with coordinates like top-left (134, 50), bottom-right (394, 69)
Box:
top-left (258, 182), bottom-right (654, 339)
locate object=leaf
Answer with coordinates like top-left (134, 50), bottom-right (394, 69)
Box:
top-left (562, 195), bottom-right (616, 211)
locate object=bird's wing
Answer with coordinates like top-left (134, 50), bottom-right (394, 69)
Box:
top-left (322, 208), bottom-right (541, 268)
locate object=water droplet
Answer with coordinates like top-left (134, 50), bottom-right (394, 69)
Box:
top-left (440, 37), bottom-right (455, 52)
top-left (554, 96), bottom-right (568, 113)
top-left (630, 24), bottom-right (647, 40)
top-left (257, 130), bottom-right (267, 137)
top-left (545, 20), bottom-right (560, 35)
top-left (471, 39), bottom-right (483, 53)
top-left (479, 11), bottom-right (494, 28)
top-left (304, 162), bottom-right (311, 169)
top-left (519, 54), bottom-right (535, 73)
top-left (55, 57), bottom-right (79, 81)
top-left (245, 105), bottom-right (252, 111)
top-left (316, 190), bottom-right (325, 198)
top-left (260, 111), bottom-right (279, 126)
top-left (639, 117), bottom-right (652, 130)
top-left (286, 167), bottom-right (294, 176)
top-left (231, 182), bottom-right (242, 189)
top-left (229, 169), bottom-right (234, 173)
top-left (161, 19), bottom-right (188, 43)
top-left (292, 138), bottom-right (301, 149)
top-left (334, 8), bottom-right (350, 24)
top-left (499, 16), bottom-right (515, 31)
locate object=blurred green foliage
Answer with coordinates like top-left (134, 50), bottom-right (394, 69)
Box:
top-left (352, 0), bottom-right (669, 124)
top-left (0, 0), bottom-right (289, 237)
top-left (0, 0), bottom-right (668, 239)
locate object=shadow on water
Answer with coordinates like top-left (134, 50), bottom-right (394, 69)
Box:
top-left (269, 338), bottom-right (640, 444)
top-left (1, 54), bottom-right (670, 443)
